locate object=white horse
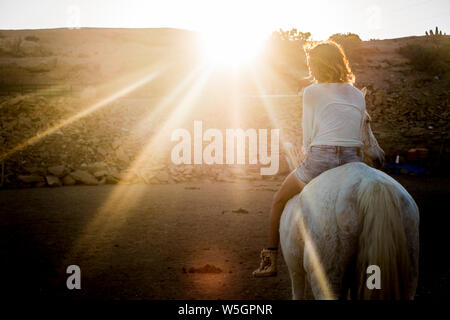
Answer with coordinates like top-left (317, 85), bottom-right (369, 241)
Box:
top-left (280, 102), bottom-right (419, 300)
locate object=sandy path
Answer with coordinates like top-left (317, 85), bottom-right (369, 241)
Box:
top-left (1, 175), bottom-right (449, 299)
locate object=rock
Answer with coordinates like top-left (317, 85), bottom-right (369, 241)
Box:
top-left (184, 186), bottom-right (200, 190)
top-left (232, 208), bottom-right (249, 214)
top-left (46, 175), bottom-right (62, 187)
top-left (155, 171), bottom-right (169, 183)
top-left (373, 89), bottom-right (386, 106)
top-left (23, 57), bottom-right (57, 72)
top-left (93, 170), bottom-right (108, 178)
top-left (86, 162), bottom-right (107, 174)
top-left (19, 40), bottom-right (42, 56)
top-left (228, 167), bottom-right (246, 177)
top-left (405, 127), bottom-right (425, 137)
top-left (97, 146), bottom-right (108, 156)
top-left (111, 140), bottom-right (121, 150)
top-left (122, 171), bottom-right (141, 184)
top-left (18, 174), bottom-right (44, 183)
top-left (115, 146), bottom-right (130, 163)
top-left (187, 264), bottom-right (222, 274)
top-left (105, 175), bottom-right (119, 184)
top-left (111, 171), bottom-right (127, 182)
top-left (62, 175), bottom-right (76, 186)
top-left (171, 175), bottom-right (185, 182)
top-left (24, 167), bottom-right (46, 175)
top-left (152, 164), bottom-right (166, 171)
top-left (0, 38), bottom-right (18, 55)
top-left (47, 165), bottom-right (66, 177)
top-left (70, 170), bottom-right (98, 185)
top-left (136, 168), bottom-right (156, 184)
top-left (215, 172), bottom-right (234, 182)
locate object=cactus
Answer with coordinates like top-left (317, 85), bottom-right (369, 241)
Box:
top-left (425, 27), bottom-right (446, 37)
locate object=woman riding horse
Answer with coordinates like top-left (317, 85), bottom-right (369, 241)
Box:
top-left (254, 41), bottom-right (368, 277)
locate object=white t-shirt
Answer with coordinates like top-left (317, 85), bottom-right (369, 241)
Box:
top-left (302, 82), bottom-right (366, 151)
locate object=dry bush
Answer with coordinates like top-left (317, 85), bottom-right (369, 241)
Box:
top-left (263, 29), bottom-right (310, 82)
top-left (0, 37), bottom-right (22, 57)
top-left (328, 33), bottom-right (362, 51)
top-left (328, 33), bottom-right (363, 64)
top-left (398, 37), bottom-right (450, 80)
top-left (24, 35), bottom-right (39, 42)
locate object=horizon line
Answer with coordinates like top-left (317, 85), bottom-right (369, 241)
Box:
top-left (0, 26), bottom-right (436, 42)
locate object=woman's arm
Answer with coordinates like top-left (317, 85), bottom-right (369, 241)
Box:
top-left (302, 87), bottom-right (314, 154)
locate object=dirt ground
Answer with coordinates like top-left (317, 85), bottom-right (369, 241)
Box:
top-left (1, 174), bottom-right (449, 300)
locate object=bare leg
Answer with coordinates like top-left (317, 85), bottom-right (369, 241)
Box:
top-left (253, 171), bottom-right (305, 278)
top-left (268, 170), bottom-right (305, 249)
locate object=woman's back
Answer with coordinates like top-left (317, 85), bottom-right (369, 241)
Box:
top-left (302, 83), bottom-right (366, 148)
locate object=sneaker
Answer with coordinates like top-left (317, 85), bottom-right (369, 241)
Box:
top-left (253, 248), bottom-right (277, 277)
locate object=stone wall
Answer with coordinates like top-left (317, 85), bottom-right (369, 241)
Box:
top-left (1, 79), bottom-right (448, 189)
top-left (0, 94), bottom-right (293, 188)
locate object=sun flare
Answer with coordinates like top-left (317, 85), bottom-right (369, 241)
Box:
top-left (200, 28), bottom-right (267, 67)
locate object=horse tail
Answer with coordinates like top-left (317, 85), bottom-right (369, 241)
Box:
top-left (355, 178), bottom-right (411, 299)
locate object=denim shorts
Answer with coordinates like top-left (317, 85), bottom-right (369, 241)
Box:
top-left (295, 145), bottom-right (363, 184)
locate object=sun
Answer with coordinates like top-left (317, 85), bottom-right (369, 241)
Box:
top-left (200, 28), bottom-right (267, 67)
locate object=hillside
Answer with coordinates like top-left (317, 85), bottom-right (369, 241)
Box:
top-left (0, 28), bottom-right (448, 188)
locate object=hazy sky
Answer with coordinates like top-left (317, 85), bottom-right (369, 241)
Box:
top-left (0, 0), bottom-right (449, 40)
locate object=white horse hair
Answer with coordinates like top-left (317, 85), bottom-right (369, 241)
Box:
top-left (280, 88), bottom-right (419, 299)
